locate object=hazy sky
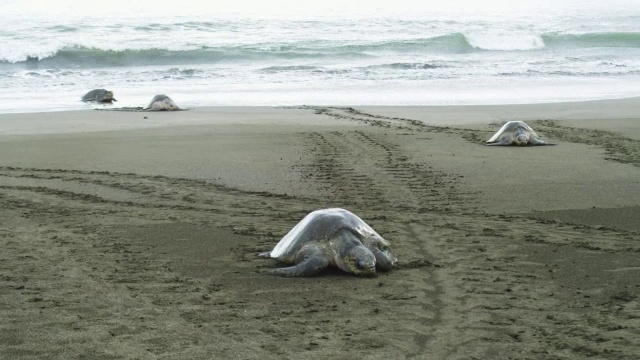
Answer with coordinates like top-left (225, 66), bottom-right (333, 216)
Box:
top-left (5, 0), bottom-right (638, 18)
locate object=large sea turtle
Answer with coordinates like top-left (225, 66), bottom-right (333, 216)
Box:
top-left (260, 208), bottom-right (396, 277)
top-left (146, 94), bottom-right (180, 111)
top-left (82, 89), bottom-right (116, 103)
top-left (486, 121), bottom-right (550, 146)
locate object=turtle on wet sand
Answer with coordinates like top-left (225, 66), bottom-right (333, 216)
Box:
top-left (146, 94), bottom-right (180, 111)
top-left (82, 89), bottom-right (116, 103)
top-left (259, 208), bottom-right (397, 277)
top-left (486, 121), bottom-right (551, 146)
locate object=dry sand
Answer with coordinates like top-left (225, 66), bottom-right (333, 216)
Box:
top-left (0, 99), bottom-right (639, 359)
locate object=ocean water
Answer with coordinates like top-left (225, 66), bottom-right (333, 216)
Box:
top-left (1, 1), bottom-right (639, 113)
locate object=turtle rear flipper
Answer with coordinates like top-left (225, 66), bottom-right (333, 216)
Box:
top-left (270, 254), bottom-right (329, 277)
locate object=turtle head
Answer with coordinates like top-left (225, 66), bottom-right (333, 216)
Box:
top-left (152, 98), bottom-right (179, 111)
top-left (163, 99), bottom-right (179, 110)
top-left (97, 91), bottom-right (116, 103)
top-left (345, 246), bottom-right (376, 276)
top-left (515, 134), bottom-right (529, 146)
top-left (332, 229), bottom-right (376, 276)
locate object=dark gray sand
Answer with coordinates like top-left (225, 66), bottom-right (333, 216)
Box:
top-left (0, 100), bottom-right (639, 359)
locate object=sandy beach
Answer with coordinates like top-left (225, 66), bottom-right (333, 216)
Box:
top-left (0, 99), bottom-right (639, 359)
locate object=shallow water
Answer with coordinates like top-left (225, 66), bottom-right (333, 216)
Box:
top-left (1, 1), bottom-right (639, 113)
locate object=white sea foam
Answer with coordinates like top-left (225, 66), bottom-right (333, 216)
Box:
top-left (465, 33), bottom-right (545, 51)
top-left (0, 3), bottom-right (639, 113)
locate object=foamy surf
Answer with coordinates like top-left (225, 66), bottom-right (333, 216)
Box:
top-left (464, 33), bottom-right (545, 51)
top-left (1, 5), bottom-right (639, 113)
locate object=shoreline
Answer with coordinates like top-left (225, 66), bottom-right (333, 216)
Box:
top-left (1, 96), bottom-right (639, 136)
top-left (1, 99), bottom-right (638, 222)
top-left (1, 97), bottom-right (639, 359)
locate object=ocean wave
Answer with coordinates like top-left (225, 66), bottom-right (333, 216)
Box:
top-left (259, 65), bottom-right (321, 73)
top-left (368, 62), bottom-right (446, 70)
top-left (0, 35), bottom-right (472, 68)
top-left (1, 31), bottom-right (639, 69)
top-left (543, 32), bottom-right (640, 48)
top-left (167, 67), bottom-right (200, 76)
top-left (322, 34), bottom-right (473, 53)
top-left (47, 25), bottom-right (79, 32)
top-left (500, 69), bottom-right (640, 77)
top-left (257, 64), bottom-right (444, 76)
top-left (0, 45), bottom-right (374, 68)
top-left (465, 33), bottom-right (545, 51)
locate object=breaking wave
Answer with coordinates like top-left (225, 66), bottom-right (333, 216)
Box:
top-left (542, 32), bottom-right (640, 48)
top-left (2, 31), bottom-right (638, 68)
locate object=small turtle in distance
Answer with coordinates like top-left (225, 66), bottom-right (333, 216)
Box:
top-left (146, 94), bottom-right (180, 111)
top-left (486, 121), bottom-right (552, 146)
top-left (82, 89), bottom-right (116, 103)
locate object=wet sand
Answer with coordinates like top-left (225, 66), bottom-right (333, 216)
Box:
top-left (0, 99), bottom-right (639, 359)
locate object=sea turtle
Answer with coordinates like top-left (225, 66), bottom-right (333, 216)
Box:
top-left (486, 121), bottom-right (549, 146)
top-left (146, 94), bottom-right (180, 111)
top-left (260, 208), bottom-right (396, 277)
top-left (82, 89), bottom-right (116, 103)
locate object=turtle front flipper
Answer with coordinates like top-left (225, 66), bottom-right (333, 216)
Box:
top-left (529, 136), bottom-right (549, 145)
top-left (270, 253), bottom-right (329, 277)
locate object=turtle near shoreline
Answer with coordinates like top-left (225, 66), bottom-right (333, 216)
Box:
top-left (82, 89), bottom-right (116, 103)
top-left (146, 94), bottom-right (180, 111)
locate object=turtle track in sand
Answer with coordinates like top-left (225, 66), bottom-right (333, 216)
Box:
top-left (299, 106), bottom-right (486, 143)
top-left (305, 106), bottom-right (640, 166)
top-left (1, 109), bottom-right (639, 359)
top-left (291, 106), bottom-right (640, 359)
top-left (530, 119), bottom-right (640, 167)
top-left (296, 130), bottom-right (469, 212)
top-left (95, 107), bottom-right (189, 112)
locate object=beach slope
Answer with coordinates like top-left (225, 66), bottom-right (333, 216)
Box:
top-left (0, 100), bottom-right (639, 359)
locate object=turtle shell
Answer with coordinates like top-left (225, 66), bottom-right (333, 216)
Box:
top-left (82, 89), bottom-right (114, 103)
top-left (487, 121), bottom-right (538, 143)
top-left (270, 208), bottom-right (388, 262)
top-left (147, 94), bottom-right (180, 110)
